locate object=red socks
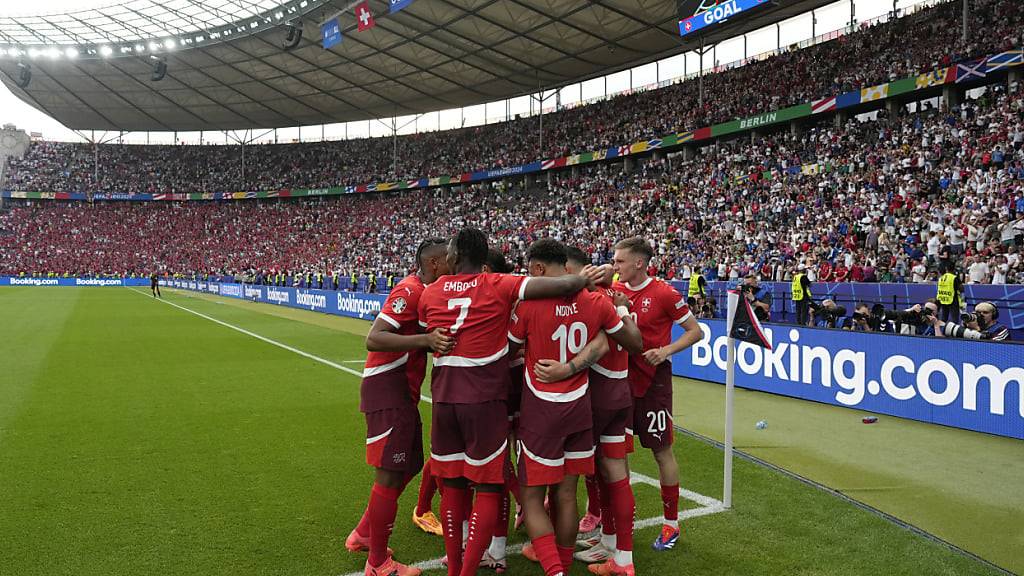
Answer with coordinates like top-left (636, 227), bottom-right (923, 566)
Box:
top-left (598, 476), bottom-right (616, 536)
top-left (531, 532), bottom-right (565, 576)
top-left (585, 474), bottom-right (602, 517)
top-left (367, 483), bottom-right (402, 567)
top-left (441, 485), bottom-right (467, 576)
top-left (415, 462), bottom-right (438, 516)
top-left (459, 491), bottom-right (500, 576)
top-left (661, 483), bottom-right (680, 526)
top-left (557, 545), bottom-right (574, 572)
top-left (608, 477), bottom-right (635, 552)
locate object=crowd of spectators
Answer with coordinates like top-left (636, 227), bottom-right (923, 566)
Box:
top-left (2, 0), bottom-right (1022, 195)
top-left (2, 81), bottom-right (1022, 295)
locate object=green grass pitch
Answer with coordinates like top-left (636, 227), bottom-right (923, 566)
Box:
top-left (0, 286), bottom-right (1015, 576)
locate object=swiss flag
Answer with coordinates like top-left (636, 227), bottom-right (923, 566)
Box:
top-left (355, 1), bottom-right (375, 31)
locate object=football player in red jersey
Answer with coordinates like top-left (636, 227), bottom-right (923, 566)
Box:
top-left (508, 239), bottom-right (639, 576)
top-left (611, 237), bottom-right (702, 552)
top-left (346, 238), bottom-right (453, 576)
top-left (418, 228), bottom-right (604, 576)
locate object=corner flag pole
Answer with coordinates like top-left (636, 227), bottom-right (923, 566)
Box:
top-left (723, 290), bottom-right (739, 509)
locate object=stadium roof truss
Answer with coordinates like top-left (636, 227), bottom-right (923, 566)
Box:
top-left (0, 0), bottom-right (686, 132)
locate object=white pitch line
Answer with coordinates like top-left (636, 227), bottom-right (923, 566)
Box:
top-left (134, 288), bottom-right (726, 576)
top-left (129, 288), bottom-right (364, 379)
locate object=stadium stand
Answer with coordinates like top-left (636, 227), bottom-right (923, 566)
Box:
top-left (2, 0), bottom-right (1022, 195)
top-left (2, 81), bottom-right (1022, 286)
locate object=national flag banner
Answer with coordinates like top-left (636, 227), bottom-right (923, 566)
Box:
top-left (647, 138), bottom-right (663, 149)
top-left (541, 157), bottom-right (566, 170)
top-left (355, 1), bottom-right (375, 31)
top-left (811, 96), bottom-right (837, 114)
top-left (956, 58), bottom-right (987, 83)
top-left (154, 193), bottom-right (169, 201)
top-left (728, 290), bottom-right (771, 350)
top-left (389, 0), bottom-right (414, 13)
top-left (630, 141), bottom-right (649, 154)
top-left (321, 18), bottom-right (342, 49)
top-left (860, 83), bottom-right (889, 103)
top-left (616, 145), bottom-right (631, 156)
top-left (677, 131), bottom-right (694, 143)
top-left (835, 90), bottom-right (861, 109)
top-left (406, 179), bottom-right (421, 188)
top-left (985, 50), bottom-right (1023, 72)
top-left (916, 68), bottom-right (950, 89)
top-left (801, 163), bottom-right (821, 176)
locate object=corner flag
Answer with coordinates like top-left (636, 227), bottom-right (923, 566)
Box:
top-left (729, 290), bottom-right (771, 349)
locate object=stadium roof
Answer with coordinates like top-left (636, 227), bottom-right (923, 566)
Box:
top-left (0, 0), bottom-right (832, 133)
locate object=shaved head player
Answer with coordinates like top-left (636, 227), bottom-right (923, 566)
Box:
top-left (347, 238), bottom-right (452, 576)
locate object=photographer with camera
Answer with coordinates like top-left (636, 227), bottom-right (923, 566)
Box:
top-left (808, 299), bottom-right (847, 329)
top-left (741, 274), bottom-right (771, 322)
top-left (899, 299), bottom-right (940, 336)
top-left (847, 303), bottom-right (876, 332)
top-left (926, 302), bottom-right (1011, 341)
top-left (689, 295), bottom-right (717, 319)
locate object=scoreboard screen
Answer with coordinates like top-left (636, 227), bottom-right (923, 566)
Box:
top-left (678, 0), bottom-right (773, 37)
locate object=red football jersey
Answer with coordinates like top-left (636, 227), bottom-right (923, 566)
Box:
top-left (590, 287), bottom-right (631, 409)
top-left (509, 290), bottom-right (624, 434)
top-left (360, 275), bottom-right (427, 412)
top-left (613, 277), bottom-right (692, 397)
top-left (418, 272), bottom-right (529, 403)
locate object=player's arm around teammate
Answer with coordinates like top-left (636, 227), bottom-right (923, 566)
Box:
top-left (349, 238), bottom-right (451, 576)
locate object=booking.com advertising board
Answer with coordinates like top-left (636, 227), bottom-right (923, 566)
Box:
top-left (0, 276), bottom-right (151, 287)
top-left (672, 320), bottom-right (1024, 439)
top-left (161, 279), bottom-right (387, 321)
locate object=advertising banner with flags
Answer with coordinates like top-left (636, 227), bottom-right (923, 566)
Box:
top-left (355, 1), bottom-right (375, 31)
top-left (389, 0), bottom-right (414, 13)
top-left (321, 18), bottom-right (342, 49)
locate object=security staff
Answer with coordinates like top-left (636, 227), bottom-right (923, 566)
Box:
top-left (791, 265), bottom-right (812, 325)
top-left (350, 271), bottom-right (358, 292)
top-left (387, 273), bottom-right (395, 292)
top-left (936, 263), bottom-right (963, 323)
top-left (687, 271), bottom-right (707, 299)
top-left (368, 271), bottom-right (377, 293)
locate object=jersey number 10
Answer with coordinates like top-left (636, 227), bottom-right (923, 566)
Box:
top-left (551, 322), bottom-right (588, 363)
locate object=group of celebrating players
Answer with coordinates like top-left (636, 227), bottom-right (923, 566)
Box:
top-left (346, 228), bottom-right (702, 576)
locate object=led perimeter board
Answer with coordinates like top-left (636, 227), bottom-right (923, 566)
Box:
top-left (678, 0), bottom-right (774, 37)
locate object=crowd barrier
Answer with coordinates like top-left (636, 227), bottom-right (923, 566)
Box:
top-left (161, 279), bottom-right (387, 320)
top-left (670, 320), bottom-right (1024, 440)
top-left (0, 276), bottom-right (150, 287)
top-left (676, 280), bottom-right (1024, 332)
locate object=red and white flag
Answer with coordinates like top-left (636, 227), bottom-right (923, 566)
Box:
top-left (355, 1), bottom-right (375, 31)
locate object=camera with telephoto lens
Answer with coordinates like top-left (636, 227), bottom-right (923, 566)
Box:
top-left (808, 301), bottom-right (847, 326)
top-left (961, 312), bottom-right (979, 324)
top-left (870, 304), bottom-right (933, 327)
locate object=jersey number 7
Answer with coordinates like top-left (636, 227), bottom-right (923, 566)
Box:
top-left (447, 298), bottom-right (471, 333)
